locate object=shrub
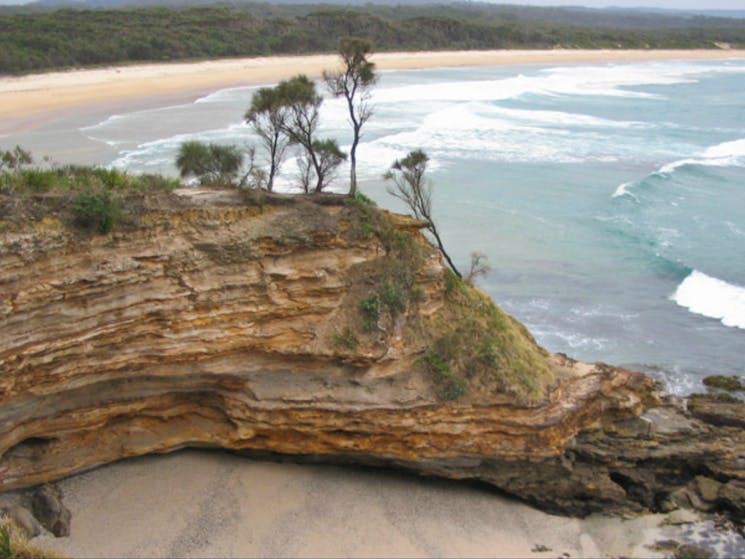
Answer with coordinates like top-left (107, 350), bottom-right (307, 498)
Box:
top-left (71, 190), bottom-right (118, 233)
top-left (379, 280), bottom-right (406, 317)
top-left (421, 351), bottom-right (467, 401)
top-left (19, 170), bottom-right (56, 192)
top-left (359, 295), bottom-right (380, 332)
top-left (332, 327), bottom-right (359, 350)
top-left (175, 141), bottom-right (243, 185)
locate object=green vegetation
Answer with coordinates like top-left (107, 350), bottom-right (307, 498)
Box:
top-left (703, 375), bottom-right (743, 391)
top-left (0, 148), bottom-right (178, 195)
top-left (1, 3), bottom-right (744, 74)
top-left (424, 277), bottom-right (554, 403)
top-left (323, 36), bottom-right (377, 196)
top-left (245, 85), bottom-right (292, 192)
top-left (421, 351), bottom-right (467, 401)
top-left (0, 146), bottom-right (178, 234)
top-left (0, 516), bottom-right (60, 559)
top-left (385, 149), bottom-right (461, 278)
top-left (0, 526), bottom-right (9, 559)
top-left (332, 327), bottom-right (359, 351)
top-left (71, 190), bottom-right (118, 233)
top-left (175, 141), bottom-right (244, 186)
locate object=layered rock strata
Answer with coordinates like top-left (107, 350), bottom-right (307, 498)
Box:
top-left (1, 189), bottom-right (743, 520)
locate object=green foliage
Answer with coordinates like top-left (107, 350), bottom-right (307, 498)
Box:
top-left (379, 280), bottom-right (407, 317)
top-left (0, 146), bottom-right (32, 172)
top-left (421, 352), bottom-right (467, 401)
top-left (175, 141), bottom-right (243, 186)
top-left (0, 152), bottom-right (179, 195)
top-left (332, 327), bottom-right (359, 351)
top-left (351, 192), bottom-right (376, 209)
top-left (245, 86), bottom-right (291, 192)
top-left (444, 269), bottom-right (463, 295)
top-left (71, 190), bottom-right (118, 233)
top-left (1, 5), bottom-right (743, 75)
top-left (354, 218), bottom-right (424, 333)
top-left (359, 295), bottom-right (380, 333)
top-left (0, 526), bottom-right (10, 559)
top-left (426, 284), bottom-right (554, 403)
top-left (323, 35), bottom-right (377, 195)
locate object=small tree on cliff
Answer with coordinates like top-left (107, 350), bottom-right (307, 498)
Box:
top-left (323, 36), bottom-right (377, 197)
top-left (384, 149), bottom-right (461, 278)
top-left (245, 86), bottom-right (291, 192)
top-left (278, 75), bottom-right (346, 193)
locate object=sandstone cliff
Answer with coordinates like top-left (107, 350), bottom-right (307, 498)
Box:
top-left (1, 188), bottom-right (743, 521)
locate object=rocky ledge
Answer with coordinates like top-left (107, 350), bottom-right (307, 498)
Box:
top-left (1, 188), bottom-right (743, 523)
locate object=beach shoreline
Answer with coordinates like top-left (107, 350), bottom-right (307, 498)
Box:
top-left (2, 48), bottom-right (745, 134)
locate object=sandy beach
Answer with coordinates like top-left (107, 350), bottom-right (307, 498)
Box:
top-left (4, 449), bottom-right (675, 558)
top-left (2, 48), bottom-right (745, 134)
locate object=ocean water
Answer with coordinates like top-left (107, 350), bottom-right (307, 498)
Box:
top-left (3, 58), bottom-right (744, 393)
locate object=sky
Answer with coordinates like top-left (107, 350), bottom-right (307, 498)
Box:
top-left (0, 0), bottom-right (743, 7)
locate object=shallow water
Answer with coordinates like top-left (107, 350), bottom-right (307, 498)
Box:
top-left (2, 57), bottom-right (744, 393)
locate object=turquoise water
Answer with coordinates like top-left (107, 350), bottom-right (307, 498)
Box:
top-left (3, 58), bottom-right (744, 392)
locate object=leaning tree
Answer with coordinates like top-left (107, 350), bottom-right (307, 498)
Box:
top-left (384, 149), bottom-right (461, 278)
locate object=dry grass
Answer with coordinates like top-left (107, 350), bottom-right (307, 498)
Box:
top-left (0, 516), bottom-right (62, 559)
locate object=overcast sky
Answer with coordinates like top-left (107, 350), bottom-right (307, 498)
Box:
top-left (0, 0), bottom-right (744, 7)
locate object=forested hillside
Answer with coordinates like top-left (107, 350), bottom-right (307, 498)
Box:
top-left (1, 2), bottom-right (744, 74)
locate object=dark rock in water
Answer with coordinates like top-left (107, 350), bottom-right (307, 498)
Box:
top-left (31, 484), bottom-right (70, 537)
top-left (0, 505), bottom-right (42, 538)
top-left (674, 543), bottom-right (714, 559)
top-left (702, 375), bottom-right (743, 392)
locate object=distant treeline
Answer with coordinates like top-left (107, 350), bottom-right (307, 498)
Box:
top-left (2, 2), bottom-right (745, 74)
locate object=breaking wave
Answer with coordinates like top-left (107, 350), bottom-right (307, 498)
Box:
top-left (671, 270), bottom-right (745, 330)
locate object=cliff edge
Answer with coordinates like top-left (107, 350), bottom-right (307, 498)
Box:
top-left (1, 188), bottom-right (744, 521)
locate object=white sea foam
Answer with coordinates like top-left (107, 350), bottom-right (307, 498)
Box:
top-left (612, 181), bottom-right (639, 200)
top-left (702, 137), bottom-right (745, 159)
top-left (672, 270), bottom-right (745, 330)
top-left (370, 102), bottom-right (632, 164)
top-left (661, 138), bottom-right (745, 173)
top-left (613, 136), bottom-right (745, 198)
top-left (371, 61), bottom-right (745, 107)
top-left (194, 86), bottom-right (259, 104)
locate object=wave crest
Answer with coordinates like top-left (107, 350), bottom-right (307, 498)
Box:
top-left (671, 270), bottom-right (745, 329)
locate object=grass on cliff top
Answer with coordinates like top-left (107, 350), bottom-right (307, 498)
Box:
top-left (423, 273), bottom-right (555, 404)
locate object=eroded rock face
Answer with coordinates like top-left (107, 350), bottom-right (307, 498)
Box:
top-left (1, 189), bottom-right (743, 521)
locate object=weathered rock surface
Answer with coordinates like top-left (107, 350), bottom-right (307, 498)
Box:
top-left (1, 189), bottom-right (744, 522)
top-left (31, 484), bottom-right (70, 537)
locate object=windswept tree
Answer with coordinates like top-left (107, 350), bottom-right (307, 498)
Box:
top-left (175, 141), bottom-right (243, 186)
top-left (384, 149), bottom-right (461, 278)
top-left (323, 36), bottom-right (377, 197)
top-left (245, 86), bottom-right (291, 191)
top-left (279, 74), bottom-right (345, 193)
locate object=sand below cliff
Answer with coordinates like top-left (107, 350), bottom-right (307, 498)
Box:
top-left (25, 449), bottom-right (676, 558)
top-left (2, 48), bottom-right (744, 134)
